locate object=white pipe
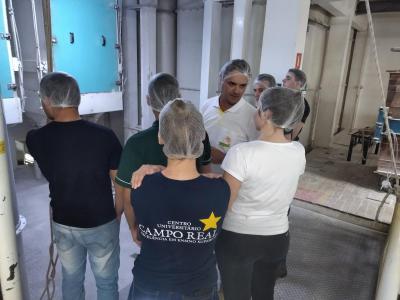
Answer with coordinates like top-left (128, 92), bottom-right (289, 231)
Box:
top-left (30, 0), bottom-right (44, 79)
top-left (122, 0), bottom-right (140, 141)
top-left (0, 101), bottom-right (23, 299)
top-left (139, 0), bottom-right (157, 129)
top-left (375, 197), bottom-right (400, 300)
top-left (230, 0), bottom-right (251, 60)
top-left (199, 0), bottom-right (222, 108)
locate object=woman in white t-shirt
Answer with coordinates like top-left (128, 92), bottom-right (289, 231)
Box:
top-left (216, 87), bottom-right (306, 300)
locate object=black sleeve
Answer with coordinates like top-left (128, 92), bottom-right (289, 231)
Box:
top-left (108, 131), bottom-right (123, 170)
top-left (301, 99), bottom-right (311, 123)
top-left (200, 132), bottom-right (212, 165)
top-left (25, 130), bottom-right (38, 159)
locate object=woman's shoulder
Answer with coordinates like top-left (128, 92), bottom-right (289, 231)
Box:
top-left (200, 176), bottom-right (229, 190)
top-left (134, 172), bottom-right (164, 189)
top-left (291, 141), bottom-right (306, 152)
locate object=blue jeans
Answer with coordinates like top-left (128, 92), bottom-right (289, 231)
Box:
top-left (52, 219), bottom-right (120, 300)
top-left (128, 283), bottom-right (219, 300)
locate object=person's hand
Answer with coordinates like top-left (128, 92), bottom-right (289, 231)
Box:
top-left (131, 164), bottom-right (165, 189)
top-left (202, 173), bottom-right (222, 179)
top-left (131, 225), bottom-right (142, 247)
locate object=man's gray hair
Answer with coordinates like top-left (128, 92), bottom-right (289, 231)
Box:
top-left (255, 73), bottom-right (276, 88)
top-left (259, 87), bottom-right (304, 129)
top-left (159, 99), bottom-right (205, 159)
top-left (288, 68), bottom-right (307, 87)
top-left (148, 73), bottom-right (180, 112)
top-left (218, 59), bottom-right (251, 90)
top-left (39, 72), bottom-right (80, 107)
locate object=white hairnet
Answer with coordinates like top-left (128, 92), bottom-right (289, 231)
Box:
top-left (40, 72), bottom-right (81, 107)
top-left (259, 87), bottom-right (304, 129)
top-left (159, 99), bottom-right (205, 159)
top-left (148, 73), bottom-right (181, 112)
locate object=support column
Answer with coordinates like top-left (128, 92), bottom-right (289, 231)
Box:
top-left (199, 0), bottom-right (221, 107)
top-left (259, 0), bottom-right (310, 82)
top-left (230, 0), bottom-right (251, 60)
top-left (122, 0), bottom-right (139, 141)
top-left (157, 0), bottom-right (176, 75)
top-left (0, 101), bottom-right (23, 299)
top-left (139, 0), bottom-right (157, 129)
top-left (314, 0), bottom-right (357, 147)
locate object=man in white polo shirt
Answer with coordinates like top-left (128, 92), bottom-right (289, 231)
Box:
top-left (200, 59), bottom-right (258, 168)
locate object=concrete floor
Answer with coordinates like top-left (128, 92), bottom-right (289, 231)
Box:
top-left (14, 146), bottom-right (386, 299)
top-left (296, 144), bottom-right (395, 224)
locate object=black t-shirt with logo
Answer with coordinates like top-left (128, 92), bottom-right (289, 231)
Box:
top-left (26, 120), bottom-right (122, 228)
top-left (131, 172), bottom-right (230, 293)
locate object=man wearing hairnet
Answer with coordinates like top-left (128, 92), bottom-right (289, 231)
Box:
top-left (253, 73), bottom-right (276, 103)
top-left (115, 73), bottom-right (212, 243)
top-left (200, 59), bottom-right (258, 168)
top-left (26, 73), bottom-right (122, 299)
top-left (282, 68), bottom-right (310, 141)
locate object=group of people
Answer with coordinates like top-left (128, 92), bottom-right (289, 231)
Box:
top-left (26, 59), bottom-right (309, 300)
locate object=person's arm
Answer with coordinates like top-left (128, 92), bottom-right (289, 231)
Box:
top-left (131, 164), bottom-right (165, 189)
top-left (199, 132), bottom-right (212, 172)
top-left (108, 131), bottom-right (123, 219)
top-left (199, 163), bottom-right (212, 173)
top-left (110, 169), bottom-right (123, 221)
top-left (291, 122), bottom-right (305, 140)
top-left (222, 171), bottom-right (242, 209)
top-left (123, 190), bottom-right (141, 246)
top-left (211, 147), bottom-right (226, 164)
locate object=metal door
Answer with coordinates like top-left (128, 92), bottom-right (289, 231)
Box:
top-left (51, 0), bottom-right (119, 93)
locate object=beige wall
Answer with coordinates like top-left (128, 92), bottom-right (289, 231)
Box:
top-left (353, 13), bottom-right (400, 129)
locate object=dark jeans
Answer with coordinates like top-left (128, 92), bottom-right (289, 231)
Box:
top-left (128, 283), bottom-right (219, 300)
top-left (216, 230), bottom-right (289, 300)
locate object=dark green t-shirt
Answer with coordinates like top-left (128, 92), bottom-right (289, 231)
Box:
top-left (115, 121), bottom-right (212, 188)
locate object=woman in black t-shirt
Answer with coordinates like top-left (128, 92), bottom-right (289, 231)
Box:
top-left (127, 99), bottom-right (230, 300)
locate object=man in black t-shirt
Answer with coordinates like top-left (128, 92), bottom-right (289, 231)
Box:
top-left (282, 68), bottom-right (310, 141)
top-left (26, 73), bottom-right (122, 299)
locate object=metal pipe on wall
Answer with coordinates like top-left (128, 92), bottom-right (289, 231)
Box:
top-left (156, 0), bottom-right (176, 75)
top-left (122, 0), bottom-right (140, 141)
top-left (139, 0), bottom-right (157, 130)
top-left (0, 101), bottom-right (23, 299)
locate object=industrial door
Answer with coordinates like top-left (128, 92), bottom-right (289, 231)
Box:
top-left (50, 0), bottom-right (120, 94)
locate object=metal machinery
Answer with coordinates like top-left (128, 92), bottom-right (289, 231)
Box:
top-left (48, 0), bottom-right (123, 114)
top-left (1, 0), bottom-right (123, 124)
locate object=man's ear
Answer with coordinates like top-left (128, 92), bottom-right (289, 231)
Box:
top-left (263, 109), bottom-right (273, 121)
